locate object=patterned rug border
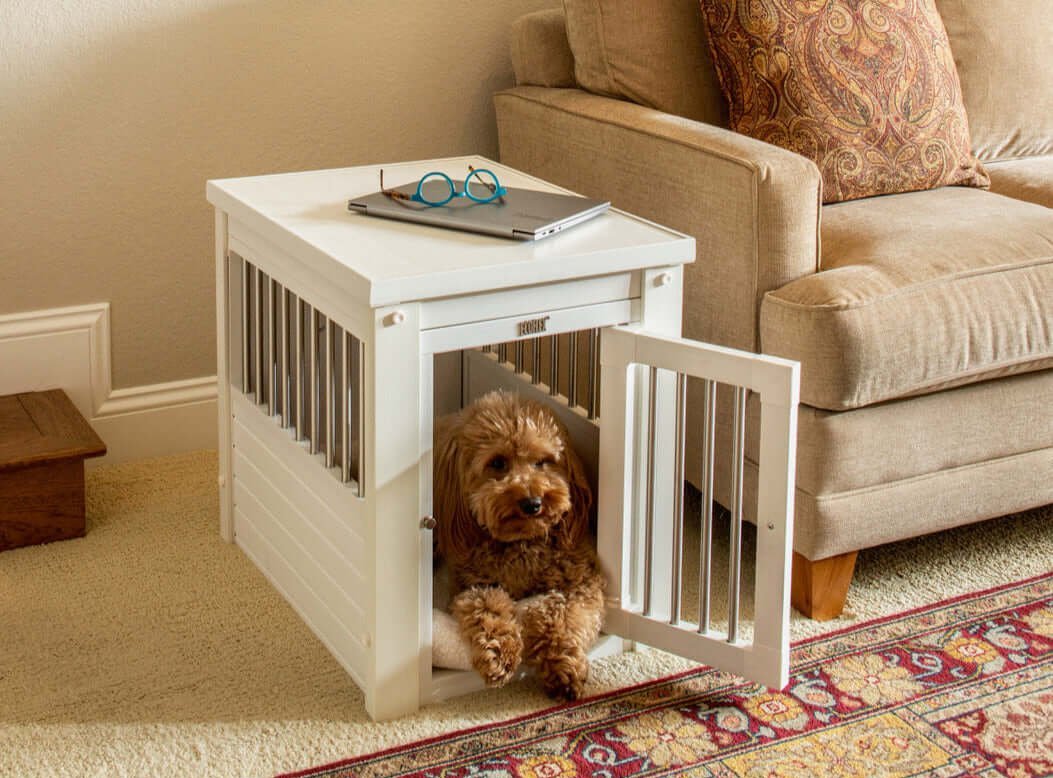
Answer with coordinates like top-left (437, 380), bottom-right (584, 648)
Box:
top-left (277, 570), bottom-right (1053, 778)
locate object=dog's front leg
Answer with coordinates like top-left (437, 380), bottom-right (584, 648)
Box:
top-left (451, 586), bottom-right (523, 687)
top-left (517, 583), bottom-right (605, 700)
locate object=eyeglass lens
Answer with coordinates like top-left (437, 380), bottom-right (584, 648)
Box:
top-left (417, 172), bottom-right (456, 206)
top-left (465, 169), bottom-right (500, 201)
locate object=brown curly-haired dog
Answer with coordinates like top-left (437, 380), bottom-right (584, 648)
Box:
top-left (434, 390), bottom-right (605, 700)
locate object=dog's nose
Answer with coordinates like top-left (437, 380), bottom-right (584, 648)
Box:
top-left (518, 496), bottom-right (543, 516)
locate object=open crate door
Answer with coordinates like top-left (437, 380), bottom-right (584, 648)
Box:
top-left (597, 326), bottom-right (800, 690)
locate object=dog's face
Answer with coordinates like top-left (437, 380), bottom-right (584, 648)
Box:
top-left (436, 391), bottom-right (592, 552)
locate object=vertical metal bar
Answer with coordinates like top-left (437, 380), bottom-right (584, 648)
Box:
top-left (295, 299), bottom-right (305, 440)
top-left (568, 332), bottom-right (579, 408)
top-left (280, 289), bottom-right (290, 427)
top-left (698, 379), bottom-right (716, 634)
top-left (587, 328), bottom-right (599, 419)
top-left (549, 335), bottom-right (559, 397)
top-left (531, 338), bottom-right (541, 385)
top-left (341, 331), bottom-right (351, 482)
top-left (670, 372), bottom-right (687, 625)
top-left (356, 337), bottom-right (366, 497)
top-left (514, 341), bottom-right (525, 374)
top-left (642, 366), bottom-right (658, 616)
top-left (498, 342), bottom-right (508, 364)
top-left (727, 385), bottom-right (748, 642)
top-left (325, 319), bottom-right (335, 468)
top-left (253, 268), bottom-right (264, 405)
top-left (266, 279), bottom-right (277, 416)
top-left (241, 261), bottom-right (251, 394)
top-left (309, 307), bottom-right (319, 454)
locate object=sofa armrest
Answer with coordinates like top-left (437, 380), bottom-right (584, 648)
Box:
top-left (494, 86), bottom-right (822, 352)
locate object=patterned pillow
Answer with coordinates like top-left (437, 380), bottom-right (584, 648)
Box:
top-left (699, 0), bottom-right (989, 203)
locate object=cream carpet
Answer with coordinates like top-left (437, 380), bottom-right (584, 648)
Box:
top-left (1, 450), bottom-right (1050, 778)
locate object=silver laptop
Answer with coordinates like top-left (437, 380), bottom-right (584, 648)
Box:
top-left (347, 177), bottom-right (610, 241)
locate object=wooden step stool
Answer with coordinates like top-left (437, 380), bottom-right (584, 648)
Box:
top-left (0, 389), bottom-right (106, 551)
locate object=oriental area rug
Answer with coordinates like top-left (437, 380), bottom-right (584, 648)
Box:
top-left (281, 572), bottom-right (1053, 778)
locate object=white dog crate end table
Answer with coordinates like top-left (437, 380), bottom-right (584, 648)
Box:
top-left (207, 157), bottom-right (799, 721)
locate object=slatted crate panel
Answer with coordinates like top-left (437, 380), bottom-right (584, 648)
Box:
top-left (235, 255), bottom-right (366, 493)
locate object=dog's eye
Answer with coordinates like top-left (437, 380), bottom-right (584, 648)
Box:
top-left (534, 458), bottom-right (554, 469)
top-left (487, 456), bottom-right (507, 471)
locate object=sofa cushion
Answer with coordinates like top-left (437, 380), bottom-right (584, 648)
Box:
top-left (562, 0), bottom-right (727, 126)
top-left (760, 187), bottom-right (1053, 410)
top-left (511, 9), bottom-right (576, 89)
top-left (700, 0), bottom-right (989, 204)
top-left (986, 157), bottom-right (1053, 211)
top-left (936, 0), bottom-right (1053, 163)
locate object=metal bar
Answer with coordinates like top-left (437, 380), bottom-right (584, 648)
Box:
top-left (549, 335), bottom-right (559, 397)
top-left (642, 366), bottom-right (658, 616)
top-left (356, 337), bottom-right (366, 497)
top-left (254, 268), bottom-right (264, 405)
top-left (568, 332), bottom-right (579, 408)
top-left (670, 372), bottom-right (687, 625)
top-left (280, 289), bottom-right (290, 427)
top-left (498, 343), bottom-right (508, 364)
top-left (514, 341), bottom-right (524, 374)
top-left (587, 328), bottom-right (599, 419)
top-left (295, 299), bottom-right (305, 440)
top-left (241, 261), bottom-right (251, 394)
top-left (325, 318), bottom-right (334, 468)
top-left (341, 331), bottom-right (351, 482)
top-left (531, 338), bottom-right (541, 385)
top-left (267, 279), bottom-right (277, 417)
top-left (309, 307), bottom-right (319, 454)
top-left (698, 379), bottom-right (716, 634)
top-left (728, 385), bottom-right (748, 642)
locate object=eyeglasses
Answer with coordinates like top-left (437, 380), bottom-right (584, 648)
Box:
top-left (380, 165), bottom-right (507, 207)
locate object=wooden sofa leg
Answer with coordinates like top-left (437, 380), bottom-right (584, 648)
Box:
top-left (791, 551), bottom-right (858, 620)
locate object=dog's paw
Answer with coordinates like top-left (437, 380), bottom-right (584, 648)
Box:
top-left (538, 650), bottom-right (589, 701)
top-left (471, 628), bottom-right (523, 687)
top-left (453, 586), bottom-right (524, 686)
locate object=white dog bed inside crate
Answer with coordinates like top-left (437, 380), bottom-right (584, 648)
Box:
top-left (430, 571), bottom-right (472, 671)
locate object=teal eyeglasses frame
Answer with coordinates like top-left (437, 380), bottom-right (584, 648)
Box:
top-left (380, 165), bottom-right (507, 207)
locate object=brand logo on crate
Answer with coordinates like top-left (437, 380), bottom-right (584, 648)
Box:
top-left (517, 316), bottom-right (550, 337)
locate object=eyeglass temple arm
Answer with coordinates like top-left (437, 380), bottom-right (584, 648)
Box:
top-left (467, 164), bottom-right (506, 203)
top-left (379, 169), bottom-right (413, 201)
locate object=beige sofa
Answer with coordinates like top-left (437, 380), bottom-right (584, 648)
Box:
top-left (495, 1), bottom-right (1053, 619)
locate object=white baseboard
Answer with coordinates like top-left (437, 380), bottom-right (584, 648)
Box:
top-left (91, 377), bottom-right (218, 465)
top-left (0, 304), bottom-right (217, 464)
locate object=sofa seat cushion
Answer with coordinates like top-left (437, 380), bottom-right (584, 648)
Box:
top-left (760, 187), bottom-right (1053, 410)
top-left (986, 157), bottom-right (1053, 210)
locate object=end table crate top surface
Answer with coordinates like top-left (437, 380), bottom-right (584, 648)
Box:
top-left (0, 389), bottom-right (106, 471)
top-left (206, 156), bottom-right (695, 308)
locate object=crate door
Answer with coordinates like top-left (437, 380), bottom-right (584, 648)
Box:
top-left (597, 326), bottom-right (800, 690)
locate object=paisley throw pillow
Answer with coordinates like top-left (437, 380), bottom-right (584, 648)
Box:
top-left (699, 0), bottom-right (989, 203)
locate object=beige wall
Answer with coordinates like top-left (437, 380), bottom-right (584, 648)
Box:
top-left (0, 0), bottom-right (556, 388)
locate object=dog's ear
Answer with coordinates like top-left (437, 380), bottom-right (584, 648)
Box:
top-left (434, 414), bottom-right (486, 562)
top-left (556, 442), bottom-right (593, 549)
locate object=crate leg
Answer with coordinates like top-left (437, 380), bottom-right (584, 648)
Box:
top-left (365, 304), bottom-right (423, 721)
top-left (634, 268), bottom-right (683, 620)
top-left (215, 210), bottom-right (235, 543)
